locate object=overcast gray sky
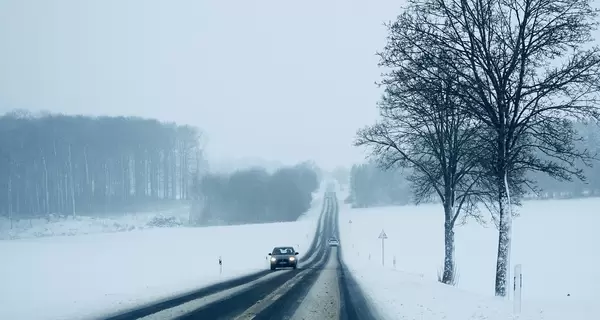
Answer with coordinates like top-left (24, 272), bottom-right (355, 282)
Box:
top-left (0, 0), bottom-right (403, 170)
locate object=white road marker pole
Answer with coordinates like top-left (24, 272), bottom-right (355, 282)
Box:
top-left (513, 264), bottom-right (522, 314)
top-left (349, 219), bottom-right (353, 249)
top-left (378, 229), bottom-right (388, 267)
top-left (219, 256), bottom-right (223, 275)
top-left (382, 237), bottom-right (384, 266)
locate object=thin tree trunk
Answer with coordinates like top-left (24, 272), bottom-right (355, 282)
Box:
top-left (105, 161), bottom-right (110, 212)
top-left (41, 149), bottom-right (50, 214)
top-left (7, 166), bottom-right (12, 229)
top-left (121, 156), bottom-right (127, 203)
top-left (63, 172), bottom-right (68, 215)
top-left (505, 172), bottom-right (513, 299)
top-left (15, 181), bottom-right (20, 222)
top-left (35, 183), bottom-right (40, 215)
top-left (68, 144), bottom-right (76, 217)
top-left (124, 155), bottom-right (131, 203)
top-left (84, 146), bottom-right (90, 210)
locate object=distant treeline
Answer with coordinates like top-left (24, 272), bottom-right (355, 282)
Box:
top-left (349, 122), bottom-right (600, 208)
top-left (191, 162), bottom-right (320, 225)
top-left (527, 122), bottom-right (600, 199)
top-left (347, 162), bottom-right (411, 208)
top-left (0, 110), bottom-right (205, 219)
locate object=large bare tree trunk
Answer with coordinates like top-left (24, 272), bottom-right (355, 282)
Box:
top-left (440, 162), bottom-right (461, 286)
top-left (494, 171), bottom-right (512, 296)
top-left (442, 216), bottom-right (456, 284)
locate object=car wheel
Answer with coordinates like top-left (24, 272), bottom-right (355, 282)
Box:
top-left (270, 265), bottom-right (276, 271)
top-left (292, 264), bottom-right (297, 270)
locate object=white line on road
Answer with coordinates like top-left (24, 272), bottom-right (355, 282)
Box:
top-left (139, 271), bottom-right (289, 320)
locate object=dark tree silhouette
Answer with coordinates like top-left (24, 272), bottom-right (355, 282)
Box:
top-left (379, 0), bottom-right (600, 295)
top-left (357, 64), bottom-right (486, 285)
top-left (0, 111), bottom-right (205, 223)
top-left (348, 162), bottom-right (410, 207)
top-left (191, 163), bottom-right (320, 225)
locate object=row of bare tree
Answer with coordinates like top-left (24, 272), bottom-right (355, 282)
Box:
top-left (349, 121), bottom-right (600, 208)
top-left (0, 111), bottom-right (205, 221)
top-left (356, 0), bottom-right (600, 296)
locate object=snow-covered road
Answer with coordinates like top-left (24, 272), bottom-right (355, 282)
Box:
top-left (290, 248), bottom-right (341, 320)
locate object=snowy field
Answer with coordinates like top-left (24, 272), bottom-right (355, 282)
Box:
top-left (0, 194), bottom-right (325, 320)
top-left (0, 205), bottom-right (191, 240)
top-left (340, 198), bottom-right (600, 319)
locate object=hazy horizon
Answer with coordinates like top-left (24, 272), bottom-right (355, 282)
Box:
top-left (0, 0), bottom-right (403, 171)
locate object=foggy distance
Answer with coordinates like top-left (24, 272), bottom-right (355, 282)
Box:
top-left (1, 1), bottom-right (599, 320)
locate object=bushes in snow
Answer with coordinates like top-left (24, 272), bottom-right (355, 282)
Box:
top-left (190, 162), bottom-right (320, 225)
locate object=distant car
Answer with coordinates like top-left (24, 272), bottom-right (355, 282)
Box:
top-left (328, 237), bottom-right (340, 247)
top-left (268, 246), bottom-right (299, 270)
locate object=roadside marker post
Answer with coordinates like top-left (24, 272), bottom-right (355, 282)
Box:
top-left (513, 264), bottom-right (522, 314)
top-left (219, 256), bottom-right (222, 275)
top-left (378, 229), bottom-right (388, 267)
top-left (349, 219), bottom-right (353, 249)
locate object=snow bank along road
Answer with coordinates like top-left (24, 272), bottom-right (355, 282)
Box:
top-left (104, 192), bottom-right (378, 320)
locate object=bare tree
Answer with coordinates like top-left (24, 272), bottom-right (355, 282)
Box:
top-left (356, 65), bottom-right (485, 285)
top-left (383, 0), bottom-right (600, 295)
top-left (0, 112), bottom-right (205, 220)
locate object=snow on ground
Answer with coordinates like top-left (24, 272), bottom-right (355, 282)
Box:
top-left (0, 194), bottom-right (325, 320)
top-left (340, 198), bottom-right (600, 319)
top-left (0, 205), bottom-right (191, 240)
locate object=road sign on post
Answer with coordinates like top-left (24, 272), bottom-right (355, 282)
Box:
top-left (378, 229), bottom-right (388, 266)
top-left (513, 264), bottom-right (522, 313)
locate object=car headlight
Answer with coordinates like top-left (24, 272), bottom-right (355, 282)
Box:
top-left (289, 256), bottom-right (295, 261)
top-left (270, 257), bottom-right (276, 262)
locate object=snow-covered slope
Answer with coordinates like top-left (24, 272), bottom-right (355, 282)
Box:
top-left (0, 206), bottom-right (191, 240)
top-left (339, 198), bottom-right (600, 319)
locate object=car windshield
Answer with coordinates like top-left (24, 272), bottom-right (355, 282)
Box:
top-left (272, 247), bottom-right (295, 255)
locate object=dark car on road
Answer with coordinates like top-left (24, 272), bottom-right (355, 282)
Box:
top-left (328, 237), bottom-right (339, 247)
top-left (268, 246), bottom-right (299, 270)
